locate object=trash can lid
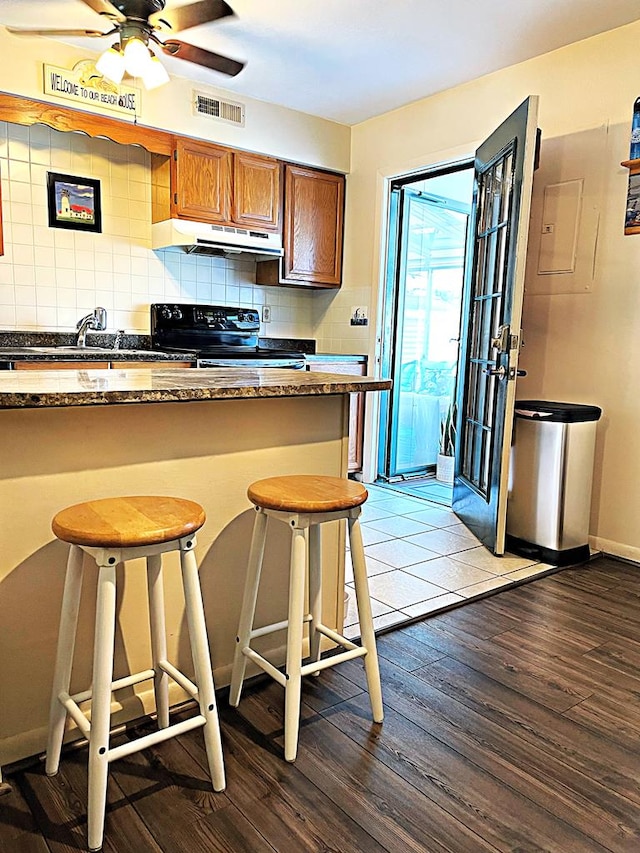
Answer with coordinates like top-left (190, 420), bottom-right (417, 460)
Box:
top-left (515, 400), bottom-right (602, 423)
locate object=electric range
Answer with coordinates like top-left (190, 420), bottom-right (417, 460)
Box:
top-left (150, 303), bottom-right (307, 369)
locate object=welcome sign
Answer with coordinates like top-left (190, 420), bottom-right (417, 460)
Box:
top-left (43, 61), bottom-right (141, 118)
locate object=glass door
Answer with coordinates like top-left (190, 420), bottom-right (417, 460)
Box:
top-left (379, 168), bottom-right (473, 482)
top-left (453, 97), bottom-right (539, 553)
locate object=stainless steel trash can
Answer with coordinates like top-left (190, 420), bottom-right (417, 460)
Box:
top-left (506, 400), bottom-right (602, 566)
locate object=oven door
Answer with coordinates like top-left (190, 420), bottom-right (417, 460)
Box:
top-left (197, 357), bottom-right (306, 369)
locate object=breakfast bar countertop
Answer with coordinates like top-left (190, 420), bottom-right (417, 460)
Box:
top-left (0, 366), bottom-right (391, 409)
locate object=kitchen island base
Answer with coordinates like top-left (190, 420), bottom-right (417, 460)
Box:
top-left (0, 393), bottom-right (350, 768)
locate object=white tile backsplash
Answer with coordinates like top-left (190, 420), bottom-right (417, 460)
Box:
top-left (0, 122), bottom-right (314, 338)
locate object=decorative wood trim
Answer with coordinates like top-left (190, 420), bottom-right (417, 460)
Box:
top-left (0, 90), bottom-right (173, 155)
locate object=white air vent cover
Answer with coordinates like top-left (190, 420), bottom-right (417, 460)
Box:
top-left (194, 91), bottom-right (245, 126)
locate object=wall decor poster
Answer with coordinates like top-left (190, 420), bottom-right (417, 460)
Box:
top-left (47, 172), bottom-right (102, 233)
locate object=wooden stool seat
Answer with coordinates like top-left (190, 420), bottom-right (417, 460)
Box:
top-left (52, 495), bottom-right (205, 548)
top-left (247, 475), bottom-right (368, 513)
top-left (46, 495), bottom-right (224, 852)
top-left (231, 474), bottom-right (383, 762)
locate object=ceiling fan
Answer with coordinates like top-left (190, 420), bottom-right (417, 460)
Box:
top-left (6, 0), bottom-right (245, 89)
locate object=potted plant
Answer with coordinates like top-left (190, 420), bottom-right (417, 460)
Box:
top-left (437, 401), bottom-right (457, 484)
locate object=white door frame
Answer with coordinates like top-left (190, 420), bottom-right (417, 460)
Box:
top-left (362, 144), bottom-right (477, 485)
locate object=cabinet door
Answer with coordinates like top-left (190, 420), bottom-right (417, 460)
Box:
top-left (172, 138), bottom-right (232, 223)
top-left (233, 152), bottom-right (281, 231)
top-left (13, 361), bottom-right (110, 370)
top-left (283, 165), bottom-right (345, 287)
top-left (307, 360), bottom-right (365, 472)
top-left (111, 361), bottom-right (193, 369)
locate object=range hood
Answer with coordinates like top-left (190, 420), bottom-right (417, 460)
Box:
top-left (152, 218), bottom-right (284, 258)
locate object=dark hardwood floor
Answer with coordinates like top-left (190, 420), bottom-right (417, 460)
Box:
top-left (3, 555), bottom-right (640, 852)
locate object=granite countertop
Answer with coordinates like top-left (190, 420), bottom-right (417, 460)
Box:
top-left (0, 346), bottom-right (196, 365)
top-left (0, 366), bottom-right (391, 410)
top-left (0, 347), bottom-right (195, 363)
top-left (0, 331), bottom-right (195, 363)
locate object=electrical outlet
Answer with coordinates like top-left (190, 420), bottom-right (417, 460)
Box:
top-left (350, 306), bottom-right (368, 326)
top-left (262, 305), bottom-right (272, 323)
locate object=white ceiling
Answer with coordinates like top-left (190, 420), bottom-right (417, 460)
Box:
top-left (1, 0), bottom-right (639, 125)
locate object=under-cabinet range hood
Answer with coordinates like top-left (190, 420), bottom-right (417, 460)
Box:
top-left (152, 218), bottom-right (284, 258)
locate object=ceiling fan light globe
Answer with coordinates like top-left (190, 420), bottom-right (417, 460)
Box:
top-left (96, 46), bottom-right (125, 85)
top-left (142, 55), bottom-right (170, 89)
top-left (123, 37), bottom-right (152, 77)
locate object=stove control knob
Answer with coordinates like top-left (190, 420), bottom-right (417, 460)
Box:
top-left (160, 305), bottom-right (172, 320)
top-left (172, 307), bottom-right (183, 320)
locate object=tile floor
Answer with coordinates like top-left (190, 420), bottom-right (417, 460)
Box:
top-left (344, 482), bottom-right (555, 638)
top-left (378, 475), bottom-right (453, 506)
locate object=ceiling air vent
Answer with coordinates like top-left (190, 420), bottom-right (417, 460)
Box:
top-left (194, 91), bottom-right (245, 126)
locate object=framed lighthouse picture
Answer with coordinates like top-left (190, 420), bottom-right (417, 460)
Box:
top-left (47, 172), bottom-right (102, 233)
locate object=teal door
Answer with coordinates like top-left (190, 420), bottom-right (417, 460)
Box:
top-left (452, 97), bottom-right (539, 554)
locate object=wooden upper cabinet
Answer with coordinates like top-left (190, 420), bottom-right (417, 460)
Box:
top-left (257, 164), bottom-right (345, 289)
top-left (233, 151), bottom-right (281, 231)
top-left (171, 138), bottom-right (232, 224)
top-left (285, 165), bottom-right (344, 286)
top-left (156, 137), bottom-right (281, 230)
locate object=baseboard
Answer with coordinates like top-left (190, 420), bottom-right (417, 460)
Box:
top-left (590, 537), bottom-right (640, 565)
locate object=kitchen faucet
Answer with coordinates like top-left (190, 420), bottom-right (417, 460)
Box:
top-left (76, 307), bottom-right (107, 347)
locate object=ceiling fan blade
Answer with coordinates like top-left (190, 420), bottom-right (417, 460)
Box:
top-left (6, 26), bottom-right (108, 37)
top-left (152, 0), bottom-right (234, 33)
top-left (161, 40), bottom-right (244, 76)
top-left (79, 0), bottom-right (127, 24)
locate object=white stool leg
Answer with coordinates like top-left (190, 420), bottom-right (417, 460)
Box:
top-left (284, 524), bottom-right (307, 762)
top-left (180, 546), bottom-right (226, 792)
top-left (229, 508), bottom-right (268, 707)
top-left (46, 544), bottom-right (84, 776)
top-left (308, 524), bottom-right (322, 674)
top-left (87, 560), bottom-right (117, 853)
top-left (147, 553), bottom-right (169, 729)
top-left (349, 514), bottom-right (384, 723)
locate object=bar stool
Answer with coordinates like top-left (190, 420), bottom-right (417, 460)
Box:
top-left (229, 475), bottom-right (383, 761)
top-left (46, 495), bottom-right (225, 852)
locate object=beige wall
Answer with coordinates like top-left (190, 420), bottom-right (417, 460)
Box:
top-left (332, 20), bottom-right (640, 560)
top-left (0, 28), bottom-right (350, 172)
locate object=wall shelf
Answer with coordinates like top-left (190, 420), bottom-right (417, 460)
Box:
top-left (622, 159), bottom-right (640, 234)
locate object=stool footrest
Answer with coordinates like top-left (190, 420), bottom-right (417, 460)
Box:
top-left (159, 660), bottom-right (198, 699)
top-left (59, 692), bottom-right (91, 736)
top-left (62, 663), bottom-right (199, 738)
top-left (250, 613), bottom-right (312, 641)
top-left (241, 647), bottom-right (288, 687)
top-left (71, 669), bottom-right (156, 705)
top-left (315, 623), bottom-right (359, 651)
top-left (300, 646), bottom-right (367, 676)
top-left (108, 714), bottom-right (206, 763)
top-left (300, 646), bottom-right (367, 677)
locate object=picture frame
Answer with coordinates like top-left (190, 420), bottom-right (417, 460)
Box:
top-left (47, 172), bottom-right (102, 233)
